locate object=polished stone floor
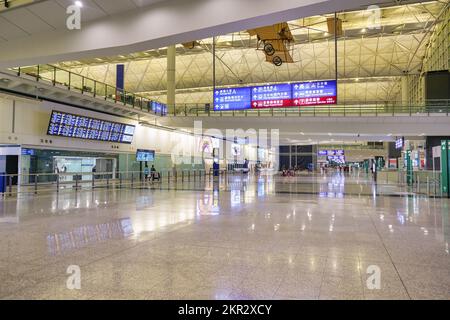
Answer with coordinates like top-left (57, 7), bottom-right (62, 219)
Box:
top-left (0, 173), bottom-right (449, 300)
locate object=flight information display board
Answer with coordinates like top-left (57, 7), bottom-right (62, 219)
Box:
top-left (292, 80), bottom-right (337, 106)
top-left (47, 110), bottom-right (135, 144)
top-left (251, 84), bottom-right (292, 108)
top-left (213, 80), bottom-right (337, 111)
top-left (214, 87), bottom-right (252, 111)
top-left (150, 101), bottom-right (168, 115)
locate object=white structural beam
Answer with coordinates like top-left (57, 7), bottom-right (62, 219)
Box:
top-left (0, 0), bottom-right (391, 68)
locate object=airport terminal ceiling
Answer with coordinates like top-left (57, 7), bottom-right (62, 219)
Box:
top-left (37, 0), bottom-right (449, 104)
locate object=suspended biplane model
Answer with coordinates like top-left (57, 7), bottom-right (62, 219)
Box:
top-left (247, 22), bottom-right (295, 67)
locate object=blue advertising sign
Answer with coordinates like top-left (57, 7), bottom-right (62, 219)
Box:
top-left (251, 84), bottom-right (292, 108)
top-left (214, 87), bottom-right (252, 111)
top-left (292, 80), bottom-right (337, 106)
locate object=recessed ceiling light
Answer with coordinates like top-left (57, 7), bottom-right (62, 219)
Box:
top-left (361, 28), bottom-right (367, 33)
top-left (300, 132), bottom-right (305, 135)
top-left (75, 1), bottom-right (83, 7)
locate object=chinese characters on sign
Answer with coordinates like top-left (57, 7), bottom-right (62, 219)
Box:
top-left (292, 80), bottom-right (337, 106)
top-left (214, 87), bottom-right (252, 111)
top-left (213, 80), bottom-right (337, 111)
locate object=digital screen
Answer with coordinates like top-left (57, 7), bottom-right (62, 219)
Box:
top-left (214, 87), bottom-right (252, 111)
top-left (251, 84), bottom-right (292, 108)
top-left (213, 80), bottom-right (337, 111)
top-left (47, 111), bottom-right (135, 144)
top-left (318, 150), bottom-right (344, 156)
top-left (150, 101), bottom-right (167, 115)
top-left (328, 155), bottom-right (346, 164)
top-left (21, 148), bottom-right (35, 156)
top-left (395, 137), bottom-right (404, 149)
top-left (136, 149), bottom-right (155, 162)
top-left (292, 80), bottom-right (337, 106)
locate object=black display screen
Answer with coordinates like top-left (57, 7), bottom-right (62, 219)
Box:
top-left (47, 110), bottom-right (135, 144)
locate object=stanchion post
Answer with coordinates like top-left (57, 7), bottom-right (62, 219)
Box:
top-left (8, 176), bottom-right (12, 196)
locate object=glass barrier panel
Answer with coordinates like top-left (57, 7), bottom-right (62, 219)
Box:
top-left (54, 68), bottom-right (70, 87)
top-left (70, 73), bottom-right (83, 92)
top-left (95, 82), bottom-right (106, 99)
top-left (83, 78), bottom-right (95, 95)
top-left (106, 85), bottom-right (116, 102)
top-left (21, 65), bottom-right (39, 79)
top-left (38, 65), bottom-right (55, 83)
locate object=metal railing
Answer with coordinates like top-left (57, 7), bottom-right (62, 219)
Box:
top-left (170, 100), bottom-right (450, 117)
top-left (11, 64), bottom-right (450, 118)
top-left (377, 169), bottom-right (442, 196)
top-left (0, 169), bottom-right (230, 197)
top-left (13, 65), bottom-right (167, 117)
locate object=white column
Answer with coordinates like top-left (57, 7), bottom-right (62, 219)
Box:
top-left (167, 45), bottom-right (176, 113)
top-left (401, 76), bottom-right (409, 106)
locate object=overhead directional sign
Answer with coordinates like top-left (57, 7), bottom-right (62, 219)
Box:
top-left (214, 87), bottom-right (252, 111)
top-left (318, 149), bottom-right (345, 156)
top-left (251, 84), bottom-right (292, 108)
top-left (292, 80), bottom-right (337, 106)
top-left (213, 80), bottom-right (337, 111)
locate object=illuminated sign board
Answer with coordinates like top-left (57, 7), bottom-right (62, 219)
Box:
top-left (328, 155), bottom-right (346, 164)
top-left (47, 110), bottom-right (135, 144)
top-left (213, 80), bottom-right (337, 111)
top-left (318, 150), bottom-right (344, 156)
top-left (136, 149), bottom-right (155, 162)
top-left (292, 80), bottom-right (337, 106)
top-left (251, 83), bottom-right (292, 108)
top-left (150, 101), bottom-right (167, 115)
top-left (214, 87), bottom-right (252, 111)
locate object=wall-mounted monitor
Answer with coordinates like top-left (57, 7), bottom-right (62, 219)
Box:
top-left (136, 149), bottom-right (155, 162)
top-left (47, 110), bottom-right (135, 144)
